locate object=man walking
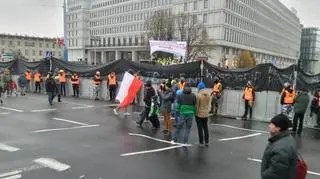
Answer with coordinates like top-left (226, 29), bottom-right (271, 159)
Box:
top-left (45, 73), bottom-right (57, 105)
top-left (261, 114), bottom-right (297, 179)
top-left (292, 88), bottom-right (309, 135)
top-left (136, 80), bottom-right (155, 127)
top-left (172, 83), bottom-right (196, 144)
top-left (18, 73), bottom-right (27, 96)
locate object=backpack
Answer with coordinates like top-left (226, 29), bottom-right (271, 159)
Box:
top-left (297, 153), bottom-right (308, 179)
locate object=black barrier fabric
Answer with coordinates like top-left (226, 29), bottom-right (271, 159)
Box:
top-left (0, 58), bottom-right (319, 91)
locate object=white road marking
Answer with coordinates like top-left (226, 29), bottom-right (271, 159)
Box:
top-left (32, 124), bottom-right (99, 133)
top-left (1, 174), bottom-right (22, 179)
top-left (33, 158), bottom-right (70, 172)
top-left (52, 117), bottom-right (89, 126)
top-left (79, 175), bottom-right (85, 178)
top-left (103, 104), bottom-right (118, 107)
top-left (0, 171), bottom-right (21, 178)
top-left (218, 133), bottom-right (262, 141)
top-left (0, 107), bottom-right (23, 113)
top-left (0, 143), bottom-right (20, 152)
top-left (128, 133), bottom-right (192, 146)
top-left (0, 112), bottom-right (10, 115)
top-left (247, 158), bottom-right (320, 176)
top-left (31, 109), bottom-right (57, 112)
top-left (121, 146), bottom-right (183, 156)
top-left (63, 101), bottom-right (90, 106)
top-left (211, 124), bottom-right (269, 134)
top-left (71, 106), bottom-right (94, 110)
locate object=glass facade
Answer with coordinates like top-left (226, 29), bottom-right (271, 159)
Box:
top-left (300, 28), bottom-right (320, 73)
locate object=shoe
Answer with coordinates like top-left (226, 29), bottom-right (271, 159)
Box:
top-left (199, 143), bottom-right (205, 147)
top-left (162, 129), bottom-right (168, 134)
top-left (113, 109), bottom-right (119, 115)
top-left (170, 140), bottom-right (177, 145)
top-left (124, 112), bottom-right (131, 116)
top-left (205, 143), bottom-right (209, 147)
top-left (136, 121), bottom-right (142, 127)
top-left (95, 98), bottom-right (99, 101)
top-left (0, 100), bottom-right (3, 104)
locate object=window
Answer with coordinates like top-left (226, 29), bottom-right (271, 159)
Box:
top-left (204, 0), bottom-right (208, 9)
top-left (193, 1), bottom-right (197, 10)
top-left (184, 3), bottom-right (187, 11)
top-left (203, 13), bottom-right (208, 23)
top-left (17, 41), bottom-right (21, 46)
top-left (1, 40), bottom-right (4, 45)
top-left (46, 43), bottom-right (49, 48)
top-left (53, 44), bottom-right (55, 48)
top-left (39, 43), bottom-right (42, 48)
top-left (193, 15), bottom-right (197, 24)
top-left (33, 50), bottom-right (36, 56)
top-left (39, 50), bottom-right (42, 56)
top-left (9, 41), bottom-right (13, 45)
top-left (25, 49), bottom-right (29, 55)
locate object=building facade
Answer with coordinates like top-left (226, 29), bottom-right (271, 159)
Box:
top-left (299, 28), bottom-right (320, 74)
top-left (0, 34), bottom-right (64, 62)
top-left (66, 0), bottom-right (301, 68)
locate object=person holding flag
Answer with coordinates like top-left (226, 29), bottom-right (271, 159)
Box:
top-left (113, 71), bottom-right (143, 116)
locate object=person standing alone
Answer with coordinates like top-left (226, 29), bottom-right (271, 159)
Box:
top-left (45, 73), bottom-right (57, 105)
top-left (71, 72), bottom-right (80, 97)
top-left (195, 82), bottom-right (211, 146)
top-left (107, 72), bottom-right (117, 102)
top-left (58, 70), bottom-right (67, 96)
top-left (291, 88), bottom-right (309, 135)
top-left (34, 71), bottom-right (42, 93)
top-left (241, 81), bottom-right (255, 120)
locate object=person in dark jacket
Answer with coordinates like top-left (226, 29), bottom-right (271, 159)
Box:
top-left (158, 81), bottom-right (174, 135)
top-left (261, 114), bottom-right (297, 179)
top-left (45, 72), bottom-right (58, 105)
top-left (172, 83), bottom-right (196, 144)
top-left (311, 90), bottom-right (320, 128)
top-left (18, 73), bottom-right (27, 96)
top-left (292, 88), bottom-right (310, 134)
top-left (137, 80), bottom-right (155, 127)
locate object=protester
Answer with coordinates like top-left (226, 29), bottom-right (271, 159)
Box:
top-left (45, 72), bottom-right (58, 105)
top-left (18, 72), bottom-right (27, 96)
top-left (210, 77), bottom-right (222, 115)
top-left (148, 95), bottom-right (160, 129)
top-left (241, 81), bottom-right (255, 120)
top-left (34, 71), bottom-right (42, 93)
top-left (71, 72), bottom-right (80, 97)
top-left (8, 79), bottom-right (17, 96)
top-left (292, 88), bottom-right (310, 135)
top-left (107, 72), bottom-right (117, 102)
top-left (158, 81), bottom-right (174, 136)
top-left (136, 80), bottom-right (155, 127)
top-left (172, 83), bottom-right (196, 144)
top-left (261, 114), bottom-right (297, 179)
top-left (133, 71), bottom-right (141, 104)
top-left (172, 88), bottom-right (183, 127)
top-left (311, 90), bottom-right (320, 128)
top-left (54, 76), bottom-right (62, 102)
top-left (280, 82), bottom-right (296, 119)
top-left (195, 82), bottom-right (211, 146)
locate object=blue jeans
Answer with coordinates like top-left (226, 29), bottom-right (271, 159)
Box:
top-left (173, 115), bottom-right (193, 144)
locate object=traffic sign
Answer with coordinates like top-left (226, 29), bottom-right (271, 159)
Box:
top-left (45, 51), bottom-right (53, 58)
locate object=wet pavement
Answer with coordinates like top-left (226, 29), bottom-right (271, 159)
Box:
top-left (0, 94), bottom-right (319, 179)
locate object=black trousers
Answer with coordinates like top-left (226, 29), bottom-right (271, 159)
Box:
top-left (72, 84), bottom-right (79, 97)
top-left (138, 106), bottom-right (151, 124)
top-left (292, 113), bottom-right (305, 133)
top-left (60, 82), bottom-right (66, 96)
top-left (195, 116), bottom-right (209, 144)
top-left (109, 85), bottom-right (117, 101)
top-left (243, 100), bottom-right (253, 119)
top-left (35, 82), bottom-right (41, 93)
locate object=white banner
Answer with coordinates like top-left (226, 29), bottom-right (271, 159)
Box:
top-left (149, 40), bottom-right (187, 57)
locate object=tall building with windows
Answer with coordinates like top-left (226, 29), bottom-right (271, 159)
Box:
top-left (0, 34), bottom-right (64, 62)
top-left (299, 28), bottom-right (320, 74)
top-left (66, 0), bottom-right (302, 68)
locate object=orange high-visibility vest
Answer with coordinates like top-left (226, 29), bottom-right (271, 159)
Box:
top-left (213, 82), bottom-right (222, 93)
top-left (34, 72), bottom-right (41, 82)
top-left (284, 90), bottom-right (296, 104)
top-left (94, 75), bottom-right (102, 85)
top-left (179, 82), bottom-right (185, 90)
top-left (244, 87), bottom-right (253, 101)
top-left (59, 73), bottom-right (66, 83)
top-left (71, 75), bottom-right (80, 85)
top-left (108, 75), bottom-right (117, 85)
top-left (25, 72), bottom-right (32, 81)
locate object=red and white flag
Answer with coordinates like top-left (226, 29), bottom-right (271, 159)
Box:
top-left (56, 38), bottom-right (65, 46)
top-left (116, 72), bottom-right (143, 108)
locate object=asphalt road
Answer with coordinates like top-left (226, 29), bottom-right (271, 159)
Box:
top-left (0, 94), bottom-right (319, 179)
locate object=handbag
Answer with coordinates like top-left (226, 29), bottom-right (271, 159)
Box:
top-left (296, 153), bottom-right (308, 179)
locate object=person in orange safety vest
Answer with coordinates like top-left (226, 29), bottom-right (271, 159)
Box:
top-left (210, 77), bottom-right (222, 116)
top-left (93, 71), bottom-right (102, 100)
top-left (58, 69), bottom-right (67, 96)
top-left (71, 72), bottom-right (80, 97)
top-left (241, 81), bottom-right (255, 120)
top-left (25, 70), bottom-right (32, 92)
top-left (107, 72), bottom-right (117, 102)
top-left (34, 71), bottom-right (42, 93)
top-left (280, 82), bottom-right (296, 119)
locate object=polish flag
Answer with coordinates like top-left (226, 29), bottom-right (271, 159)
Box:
top-left (116, 72), bottom-right (143, 108)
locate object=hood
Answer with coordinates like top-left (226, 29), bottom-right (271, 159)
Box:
top-left (199, 89), bottom-right (210, 96)
top-left (183, 86), bottom-right (192, 94)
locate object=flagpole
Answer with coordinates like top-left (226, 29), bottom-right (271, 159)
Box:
top-left (63, 0), bottom-right (68, 62)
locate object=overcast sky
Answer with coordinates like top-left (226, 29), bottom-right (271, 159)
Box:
top-left (0, 0), bottom-right (318, 38)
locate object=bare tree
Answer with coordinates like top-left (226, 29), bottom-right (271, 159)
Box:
top-left (145, 10), bottom-right (174, 41)
top-left (175, 13), bottom-right (214, 62)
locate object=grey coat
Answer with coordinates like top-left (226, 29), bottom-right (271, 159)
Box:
top-left (261, 131), bottom-right (297, 179)
top-left (159, 89), bottom-right (174, 113)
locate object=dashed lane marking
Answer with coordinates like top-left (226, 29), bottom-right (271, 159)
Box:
top-left (51, 117), bottom-right (90, 126)
top-left (33, 158), bottom-right (70, 172)
top-left (0, 107), bottom-right (24, 113)
top-left (211, 123), bottom-right (269, 134)
top-left (32, 124), bottom-right (100, 133)
top-left (0, 143), bottom-right (20, 152)
top-left (218, 133), bottom-right (262, 141)
top-left (30, 109), bottom-right (57, 112)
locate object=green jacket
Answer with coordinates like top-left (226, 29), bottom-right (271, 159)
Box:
top-left (176, 86), bottom-right (196, 116)
top-left (261, 131), bottom-right (297, 179)
top-left (294, 92), bottom-right (310, 114)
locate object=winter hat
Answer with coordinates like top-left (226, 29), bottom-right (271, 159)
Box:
top-left (270, 114), bottom-right (291, 131)
top-left (197, 82), bottom-right (206, 91)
